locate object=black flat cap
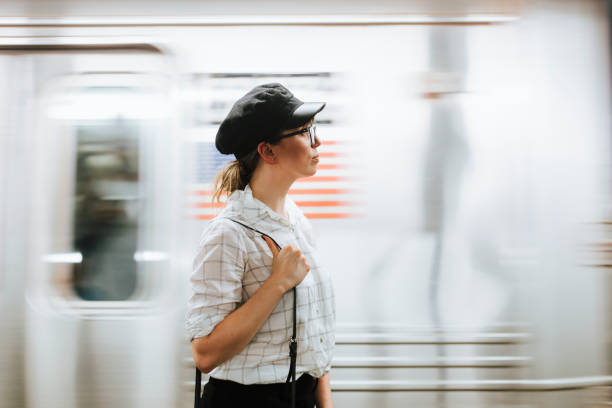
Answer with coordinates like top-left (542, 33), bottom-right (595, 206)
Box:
top-left (215, 83), bottom-right (326, 159)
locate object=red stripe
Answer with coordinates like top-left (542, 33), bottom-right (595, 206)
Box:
top-left (191, 202), bottom-right (226, 208)
top-left (295, 201), bottom-right (353, 207)
top-left (318, 152), bottom-right (344, 158)
top-left (315, 163), bottom-right (347, 170)
top-left (305, 213), bottom-right (362, 219)
top-left (192, 214), bottom-right (217, 220)
top-left (289, 188), bottom-right (355, 194)
top-left (297, 176), bottom-right (351, 182)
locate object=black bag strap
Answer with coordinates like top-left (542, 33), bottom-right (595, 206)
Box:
top-left (286, 287), bottom-right (298, 408)
top-left (193, 217), bottom-right (298, 408)
top-left (194, 366), bottom-right (202, 408)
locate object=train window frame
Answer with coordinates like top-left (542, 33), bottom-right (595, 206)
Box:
top-left (27, 54), bottom-right (178, 318)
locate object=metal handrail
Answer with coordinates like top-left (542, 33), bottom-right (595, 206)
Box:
top-left (335, 332), bottom-right (531, 345)
top-left (330, 376), bottom-right (612, 392)
top-left (332, 356), bottom-right (532, 368)
top-left (335, 322), bottom-right (533, 331)
top-left (0, 37), bottom-right (163, 52)
top-left (0, 15), bottom-right (519, 27)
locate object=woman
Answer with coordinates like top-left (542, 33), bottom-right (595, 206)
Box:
top-left (185, 83), bottom-right (336, 408)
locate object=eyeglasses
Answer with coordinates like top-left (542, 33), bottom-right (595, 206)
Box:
top-left (270, 125), bottom-right (318, 146)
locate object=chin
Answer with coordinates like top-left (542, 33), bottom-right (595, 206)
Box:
top-left (298, 169), bottom-right (316, 179)
top-left (296, 163), bottom-right (317, 178)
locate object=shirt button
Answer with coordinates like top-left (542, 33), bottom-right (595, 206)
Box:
top-left (320, 337), bottom-right (323, 343)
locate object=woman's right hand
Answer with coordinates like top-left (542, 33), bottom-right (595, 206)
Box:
top-left (262, 235), bottom-right (310, 292)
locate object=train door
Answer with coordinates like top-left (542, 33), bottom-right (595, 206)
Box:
top-left (1, 43), bottom-right (182, 408)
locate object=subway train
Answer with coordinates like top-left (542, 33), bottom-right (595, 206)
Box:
top-left (1, 0), bottom-right (611, 407)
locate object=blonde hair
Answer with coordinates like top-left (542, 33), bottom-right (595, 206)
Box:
top-left (211, 149), bottom-right (261, 204)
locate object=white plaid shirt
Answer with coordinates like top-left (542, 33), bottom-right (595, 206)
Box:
top-left (185, 184), bottom-right (336, 384)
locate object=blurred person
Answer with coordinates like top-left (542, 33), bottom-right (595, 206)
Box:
top-left (185, 83), bottom-right (335, 408)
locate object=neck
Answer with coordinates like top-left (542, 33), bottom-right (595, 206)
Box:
top-left (249, 165), bottom-right (295, 220)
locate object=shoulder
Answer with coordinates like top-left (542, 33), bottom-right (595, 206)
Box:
top-left (208, 216), bottom-right (246, 232)
top-left (192, 217), bottom-right (249, 268)
top-left (197, 217), bottom-right (248, 248)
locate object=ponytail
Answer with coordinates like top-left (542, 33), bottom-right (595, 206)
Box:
top-left (211, 149), bottom-right (260, 205)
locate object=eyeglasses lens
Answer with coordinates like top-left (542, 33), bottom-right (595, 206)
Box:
top-left (309, 126), bottom-right (317, 146)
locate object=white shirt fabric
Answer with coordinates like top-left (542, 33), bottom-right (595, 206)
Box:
top-left (185, 183), bottom-right (336, 384)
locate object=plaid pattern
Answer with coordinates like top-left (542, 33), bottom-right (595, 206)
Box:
top-left (185, 184), bottom-right (336, 384)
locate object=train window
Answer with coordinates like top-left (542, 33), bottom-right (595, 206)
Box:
top-left (36, 68), bottom-right (172, 306)
top-left (72, 123), bottom-right (140, 301)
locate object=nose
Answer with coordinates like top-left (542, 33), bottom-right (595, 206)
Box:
top-left (312, 134), bottom-right (321, 148)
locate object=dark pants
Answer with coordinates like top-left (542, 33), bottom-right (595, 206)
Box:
top-left (202, 373), bottom-right (318, 408)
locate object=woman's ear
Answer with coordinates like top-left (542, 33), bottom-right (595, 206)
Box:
top-left (257, 141), bottom-right (277, 164)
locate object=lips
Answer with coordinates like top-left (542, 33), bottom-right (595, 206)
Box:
top-left (312, 155), bottom-right (319, 162)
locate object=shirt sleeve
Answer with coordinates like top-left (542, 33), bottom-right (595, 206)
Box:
top-left (185, 219), bottom-right (246, 342)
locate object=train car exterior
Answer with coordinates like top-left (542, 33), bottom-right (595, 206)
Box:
top-left (0, 1), bottom-right (611, 407)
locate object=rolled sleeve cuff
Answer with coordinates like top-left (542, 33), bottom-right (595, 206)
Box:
top-left (185, 309), bottom-right (228, 341)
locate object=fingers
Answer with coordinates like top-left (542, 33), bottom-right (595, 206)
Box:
top-left (300, 255), bottom-right (310, 272)
top-left (261, 235), bottom-right (279, 256)
top-left (261, 237), bottom-right (310, 273)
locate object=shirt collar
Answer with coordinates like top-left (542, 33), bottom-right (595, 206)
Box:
top-left (226, 183), bottom-right (295, 228)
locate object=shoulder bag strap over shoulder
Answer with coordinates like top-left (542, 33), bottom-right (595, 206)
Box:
top-left (193, 217), bottom-right (298, 408)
